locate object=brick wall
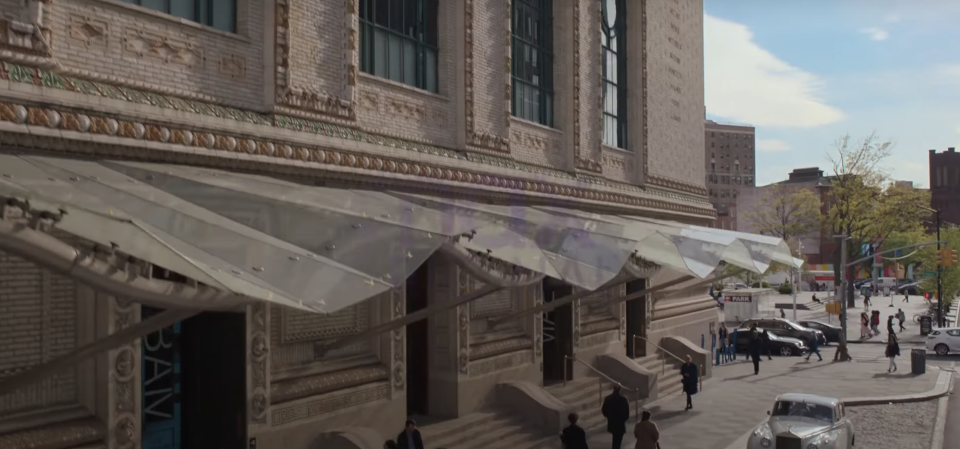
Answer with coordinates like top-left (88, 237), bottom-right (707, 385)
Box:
top-left (644, 0), bottom-right (706, 187)
top-left (0, 249), bottom-right (79, 416)
top-left (47, 0), bottom-right (267, 110)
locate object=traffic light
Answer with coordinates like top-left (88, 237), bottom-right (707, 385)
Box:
top-left (936, 249), bottom-right (959, 267)
top-left (947, 249), bottom-right (959, 267)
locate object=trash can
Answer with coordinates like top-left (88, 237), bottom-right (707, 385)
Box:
top-left (911, 349), bottom-right (926, 375)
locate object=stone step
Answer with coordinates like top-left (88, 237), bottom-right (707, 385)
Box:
top-left (419, 411), bottom-right (500, 446)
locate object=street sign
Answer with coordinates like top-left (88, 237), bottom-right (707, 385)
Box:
top-left (924, 271), bottom-right (937, 278)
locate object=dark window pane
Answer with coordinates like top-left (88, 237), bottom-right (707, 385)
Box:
top-left (425, 0), bottom-right (439, 45)
top-left (389, 0), bottom-right (405, 32)
top-left (141, 0), bottom-right (166, 12)
top-left (210, 0), bottom-right (236, 33)
top-left (374, 0), bottom-right (390, 27)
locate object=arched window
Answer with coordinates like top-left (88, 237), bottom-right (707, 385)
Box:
top-left (601, 0), bottom-right (628, 149)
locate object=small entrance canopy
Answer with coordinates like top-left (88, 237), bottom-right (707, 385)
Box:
top-left (0, 155), bottom-right (802, 314)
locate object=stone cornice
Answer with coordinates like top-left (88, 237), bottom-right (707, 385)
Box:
top-left (0, 61), bottom-right (715, 219)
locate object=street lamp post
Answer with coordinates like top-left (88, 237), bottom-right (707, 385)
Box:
top-left (935, 209), bottom-right (943, 327)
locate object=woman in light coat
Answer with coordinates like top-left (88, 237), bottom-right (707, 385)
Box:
top-left (634, 411), bottom-right (660, 449)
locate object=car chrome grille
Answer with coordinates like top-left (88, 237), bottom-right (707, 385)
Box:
top-left (776, 435), bottom-right (802, 449)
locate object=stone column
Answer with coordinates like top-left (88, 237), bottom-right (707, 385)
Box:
top-left (528, 281), bottom-right (544, 371)
top-left (626, 0), bottom-right (647, 184)
top-left (105, 297), bottom-right (141, 449)
top-left (247, 303), bottom-right (271, 439)
top-left (426, 256), bottom-right (467, 418)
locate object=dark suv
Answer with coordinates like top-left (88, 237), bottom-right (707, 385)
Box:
top-left (739, 318), bottom-right (826, 346)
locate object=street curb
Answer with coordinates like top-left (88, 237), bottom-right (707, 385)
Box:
top-left (930, 369), bottom-right (952, 449)
top-left (721, 369), bottom-right (953, 449)
top-left (843, 369), bottom-right (952, 406)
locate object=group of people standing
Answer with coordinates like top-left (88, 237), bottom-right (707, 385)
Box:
top-left (860, 309), bottom-right (907, 339)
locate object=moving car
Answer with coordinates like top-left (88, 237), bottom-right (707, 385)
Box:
top-left (739, 318), bottom-right (827, 346)
top-left (730, 328), bottom-right (807, 356)
top-left (748, 393), bottom-right (855, 449)
top-left (797, 320), bottom-right (842, 344)
top-left (926, 327), bottom-right (960, 356)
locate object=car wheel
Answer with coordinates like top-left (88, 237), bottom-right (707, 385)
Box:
top-left (935, 344), bottom-right (950, 356)
top-left (780, 346), bottom-right (793, 356)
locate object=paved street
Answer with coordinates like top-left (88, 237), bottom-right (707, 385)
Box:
top-left (845, 400), bottom-right (940, 449)
top-left (585, 343), bottom-right (946, 449)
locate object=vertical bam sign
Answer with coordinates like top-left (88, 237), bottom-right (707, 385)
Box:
top-left (141, 306), bottom-right (183, 449)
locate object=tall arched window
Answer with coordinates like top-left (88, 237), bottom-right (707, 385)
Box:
top-left (601, 0), bottom-right (628, 149)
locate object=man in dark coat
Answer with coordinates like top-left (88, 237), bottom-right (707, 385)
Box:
top-left (560, 412), bottom-right (590, 449)
top-left (601, 384), bottom-right (630, 449)
top-left (680, 355), bottom-right (699, 410)
top-left (750, 330), bottom-right (762, 375)
top-left (396, 419), bottom-right (424, 449)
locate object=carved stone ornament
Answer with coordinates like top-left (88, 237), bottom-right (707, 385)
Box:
top-left (114, 347), bottom-right (135, 379)
top-left (252, 393), bottom-right (268, 418)
top-left (572, 299), bottom-right (582, 348)
top-left (458, 308), bottom-right (470, 374)
top-left (251, 334), bottom-right (268, 358)
top-left (391, 287), bottom-right (406, 390)
top-left (441, 240), bottom-right (544, 288)
top-left (114, 417), bottom-right (136, 445)
top-left (624, 255), bottom-right (661, 279)
top-left (249, 303), bottom-right (269, 425)
top-left (533, 285), bottom-right (543, 357)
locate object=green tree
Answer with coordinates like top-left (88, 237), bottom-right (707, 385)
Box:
top-left (748, 184), bottom-right (823, 247)
top-left (824, 134), bottom-right (932, 360)
top-left (914, 226), bottom-right (960, 306)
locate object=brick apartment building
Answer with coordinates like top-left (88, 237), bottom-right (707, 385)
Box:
top-left (930, 148), bottom-right (960, 226)
top-left (704, 120), bottom-right (756, 230)
top-left (0, 1), bottom-right (796, 449)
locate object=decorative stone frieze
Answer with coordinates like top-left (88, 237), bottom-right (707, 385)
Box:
top-left (248, 303), bottom-right (270, 429)
top-left (108, 297), bottom-right (140, 449)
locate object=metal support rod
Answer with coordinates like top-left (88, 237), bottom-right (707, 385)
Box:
top-left (492, 280), bottom-right (637, 327)
top-left (791, 267), bottom-right (798, 322)
top-left (937, 210), bottom-right (943, 327)
top-left (322, 284), bottom-right (502, 352)
top-left (0, 308), bottom-right (199, 396)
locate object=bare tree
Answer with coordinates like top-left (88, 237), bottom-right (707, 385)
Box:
top-left (748, 184), bottom-right (822, 246)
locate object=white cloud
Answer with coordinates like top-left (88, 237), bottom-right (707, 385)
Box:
top-left (859, 27), bottom-right (890, 41)
top-left (756, 139), bottom-right (791, 152)
top-left (704, 15), bottom-right (844, 129)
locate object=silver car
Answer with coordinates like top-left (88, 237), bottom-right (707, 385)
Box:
top-left (748, 393), bottom-right (855, 449)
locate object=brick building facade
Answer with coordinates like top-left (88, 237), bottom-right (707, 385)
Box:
top-left (930, 148), bottom-right (960, 226)
top-left (0, 2), bottom-right (794, 449)
top-left (704, 120), bottom-right (756, 230)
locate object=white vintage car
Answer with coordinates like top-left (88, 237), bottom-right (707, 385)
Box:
top-left (747, 393), bottom-right (856, 449)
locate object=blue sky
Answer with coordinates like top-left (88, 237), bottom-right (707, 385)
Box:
top-left (703, 0), bottom-right (960, 187)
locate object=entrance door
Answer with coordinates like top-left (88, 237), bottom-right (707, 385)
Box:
top-left (406, 263), bottom-right (430, 416)
top-left (542, 279), bottom-right (573, 385)
top-left (141, 307), bottom-right (247, 449)
top-left (141, 306), bottom-right (183, 449)
top-left (625, 279), bottom-right (648, 358)
top-left (180, 312), bottom-right (247, 449)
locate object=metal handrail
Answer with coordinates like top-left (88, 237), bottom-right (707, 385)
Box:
top-left (632, 335), bottom-right (703, 392)
top-left (563, 355), bottom-right (640, 422)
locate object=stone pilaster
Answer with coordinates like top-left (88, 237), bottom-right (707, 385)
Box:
top-left (378, 286), bottom-right (406, 398)
top-left (529, 281), bottom-right (544, 368)
top-left (106, 297), bottom-right (140, 449)
top-left (426, 256), bottom-right (467, 418)
top-left (247, 303), bottom-right (271, 435)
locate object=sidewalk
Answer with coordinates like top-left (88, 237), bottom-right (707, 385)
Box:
top-left (585, 350), bottom-right (945, 449)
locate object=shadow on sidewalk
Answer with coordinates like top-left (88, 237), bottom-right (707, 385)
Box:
top-left (872, 372), bottom-right (924, 379)
top-left (745, 360), bottom-right (834, 382)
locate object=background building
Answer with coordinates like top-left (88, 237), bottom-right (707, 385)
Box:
top-left (0, 1), bottom-right (737, 449)
top-left (738, 167), bottom-right (837, 264)
top-left (704, 120), bottom-right (756, 230)
top-left (930, 148), bottom-right (960, 225)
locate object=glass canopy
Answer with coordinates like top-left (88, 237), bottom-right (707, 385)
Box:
top-left (0, 155), bottom-right (801, 314)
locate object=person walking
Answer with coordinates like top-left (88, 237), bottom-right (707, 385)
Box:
top-left (601, 384), bottom-right (630, 449)
top-left (560, 413), bottom-right (590, 449)
top-left (750, 329), bottom-right (762, 375)
top-left (396, 420), bottom-right (425, 449)
top-left (633, 411), bottom-right (660, 449)
top-left (903, 290), bottom-right (909, 303)
top-left (886, 315), bottom-right (895, 336)
top-left (730, 327), bottom-right (739, 361)
top-left (680, 355), bottom-right (699, 410)
top-left (886, 332), bottom-right (900, 373)
top-left (897, 308), bottom-right (906, 332)
top-left (760, 329), bottom-right (773, 360)
top-left (718, 324), bottom-right (729, 364)
top-left (871, 310), bottom-right (881, 336)
top-left (804, 331), bottom-right (823, 361)
top-left (860, 313), bottom-right (869, 339)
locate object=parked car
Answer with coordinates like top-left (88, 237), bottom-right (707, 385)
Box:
top-left (739, 317), bottom-right (827, 346)
top-left (926, 327), bottom-right (960, 355)
top-left (797, 320), bottom-right (842, 344)
top-left (731, 327), bottom-right (807, 356)
top-left (853, 278), bottom-right (873, 290)
top-left (896, 279), bottom-right (919, 295)
top-left (748, 393), bottom-right (855, 449)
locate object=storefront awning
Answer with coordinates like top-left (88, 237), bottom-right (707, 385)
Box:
top-left (0, 155), bottom-right (800, 314)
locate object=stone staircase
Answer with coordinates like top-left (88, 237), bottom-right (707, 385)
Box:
top-left (635, 354), bottom-right (685, 400)
top-left (418, 411), bottom-right (556, 449)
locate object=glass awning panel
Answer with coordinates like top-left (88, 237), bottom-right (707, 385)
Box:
top-left (392, 193), bottom-right (636, 291)
top-left (103, 162), bottom-right (481, 288)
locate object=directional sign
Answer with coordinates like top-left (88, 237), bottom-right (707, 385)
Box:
top-left (924, 271), bottom-right (937, 278)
